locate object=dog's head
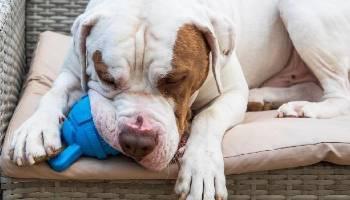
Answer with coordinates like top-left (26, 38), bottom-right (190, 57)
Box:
top-left (71, 1), bottom-right (235, 171)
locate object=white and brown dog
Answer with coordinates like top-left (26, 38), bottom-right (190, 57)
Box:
top-left (10, 0), bottom-right (350, 199)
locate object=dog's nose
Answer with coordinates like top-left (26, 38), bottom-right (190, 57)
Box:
top-left (119, 116), bottom-right (158, 160)
top-left (119, 131), bottom-right (158, 160)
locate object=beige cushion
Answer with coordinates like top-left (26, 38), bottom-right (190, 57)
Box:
top-left (1, 31), bottom-right (350, 180)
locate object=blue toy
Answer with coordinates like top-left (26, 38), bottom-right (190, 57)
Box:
top-left (48, 95), bottom-right (119, 172)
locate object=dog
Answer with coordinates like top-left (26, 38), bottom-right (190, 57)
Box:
top-left (10, 0), bottom-right (350, 199)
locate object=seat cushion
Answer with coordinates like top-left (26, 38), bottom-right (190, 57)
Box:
top-left (1, 31), bottom-right (350, 180)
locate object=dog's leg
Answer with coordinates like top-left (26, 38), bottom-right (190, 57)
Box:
top-left (248, 48), bottom-right (322, 111)
top-left (248, 82), bottom-right (323, 111)
top-left (277, 0), bottom-right (350, 118)
top-left (175, 55), bottom-right (248, 200)
top-left (9, 46), bottom-right (83, 166)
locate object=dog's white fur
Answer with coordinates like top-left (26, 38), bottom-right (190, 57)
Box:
top-left (10, 0), bottom-right (350, 199)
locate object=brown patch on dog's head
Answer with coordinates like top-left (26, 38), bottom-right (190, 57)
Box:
top-left (93, 50), bottom-right (117, 87)
top-left (157, 24), bottom-right (210, 135)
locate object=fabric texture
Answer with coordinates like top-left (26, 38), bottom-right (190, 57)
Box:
top-left (1, 31), bottom-right (350, 180)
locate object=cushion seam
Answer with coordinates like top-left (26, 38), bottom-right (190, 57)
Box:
top-left (224, 142), bottom-right (350, 158)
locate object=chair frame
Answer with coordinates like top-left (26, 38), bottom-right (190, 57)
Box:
top-left (1, 0), bottom-right (350, 199)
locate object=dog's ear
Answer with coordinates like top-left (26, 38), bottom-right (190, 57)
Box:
top-left (194, 12), bottom-right (236, 94)
top-left (71, 12), bottom-right (102, 92)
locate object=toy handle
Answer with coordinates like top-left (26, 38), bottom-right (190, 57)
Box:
top-left (48, 144), bottom-right (82, 172)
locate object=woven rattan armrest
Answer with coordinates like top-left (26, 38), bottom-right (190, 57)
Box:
top-left (0, 0), bottom-right (26, 151)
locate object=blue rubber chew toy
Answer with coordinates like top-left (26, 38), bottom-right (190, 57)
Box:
top-left (48, 95), bottom-right (119, 172)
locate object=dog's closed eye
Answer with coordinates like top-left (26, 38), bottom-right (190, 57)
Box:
top-left (163, 73), bottom-right (188, 85)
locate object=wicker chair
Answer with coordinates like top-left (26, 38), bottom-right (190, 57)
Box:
top-left (1, 0), bottom-right (350, 199)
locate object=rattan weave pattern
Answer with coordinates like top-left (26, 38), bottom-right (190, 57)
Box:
top-left (0, 0), bottom-right (25, 151)
top-left (2, 163), bottom-right (350, 200)
top-left (2, 0), bottom-right (350, 199)
top-left (26, 0), bottom-right (88, 64)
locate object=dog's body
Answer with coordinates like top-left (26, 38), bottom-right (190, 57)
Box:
top-left (10, 0), bottom-right (350, 199)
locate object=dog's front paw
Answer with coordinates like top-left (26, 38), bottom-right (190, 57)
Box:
top-left (9, 110), bottom-right (63, 166)
top-left (277, 101), bottom-right (323, 118)
top-left (175, 145), bottom-right (227, 200)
